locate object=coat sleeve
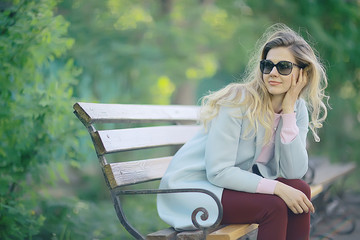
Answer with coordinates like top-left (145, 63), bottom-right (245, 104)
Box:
top-left (278, 99), bottom-right (309, 179)
top-left (204, 107), bottom-right (262, 193)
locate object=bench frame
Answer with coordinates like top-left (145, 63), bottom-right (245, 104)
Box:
top-left (73, 102), bottom-right (356, 240)
top-left (73, 102), bottom-right (225, 239)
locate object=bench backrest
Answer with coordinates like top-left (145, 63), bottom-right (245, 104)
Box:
top-left (73, 102), bottom-right (201, 189)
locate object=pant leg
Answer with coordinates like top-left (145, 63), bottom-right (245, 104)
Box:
top-left (277, 178), bottom-right (311, 240)
top-left (221, 189), bottom-right (288, 240)
top-left (221, 179), bottom-right (311, 240)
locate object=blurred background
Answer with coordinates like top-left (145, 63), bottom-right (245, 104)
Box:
top-left (1, 0), bottom-right (359, 239)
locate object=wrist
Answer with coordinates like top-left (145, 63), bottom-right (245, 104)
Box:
top-left (282, 106), bottom-right (294, 114)
top-left (274, 181), bottom-right (286, 196)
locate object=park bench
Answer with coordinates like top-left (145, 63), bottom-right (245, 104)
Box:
top-left (73, 102), bottom-right (356, 240)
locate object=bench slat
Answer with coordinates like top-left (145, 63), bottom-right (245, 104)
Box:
top-left (94, 125), bottom-right (201, 155)
top-left (74, 102), bottom-right (200, 125)
top-left (310, 184), bottom-right (323, 199)
top-left (146, 228), bottom-right (178, 240)
top-left (312, 162), bottom-right (356, 186)
top-left (207, 223), bottom-right (258, 240)
top-left (105, 157), bottom-right (172, 188)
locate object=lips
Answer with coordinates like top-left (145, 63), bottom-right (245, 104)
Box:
top-left (269, 81), bottom-right (281, 86)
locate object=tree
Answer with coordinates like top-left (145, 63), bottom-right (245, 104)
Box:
top-left (0, 0), bottom-right (80, 238)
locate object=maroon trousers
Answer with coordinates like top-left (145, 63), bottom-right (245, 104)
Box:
top-left (221, 178), bottom-right (311, 240)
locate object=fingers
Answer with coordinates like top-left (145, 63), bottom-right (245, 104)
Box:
top-left (299, 68), bottom-right (308, 87)
top-left (291, 204), bottom-right (304, 214)
top-left (291, 72), bottom-right (297, 86)
top-left (289, 195), bottom-right (315, 215)
top-left (295, 68), bottom-right (301, 84)
top-left (296, 68), bottom-right (306, 86)
top-left (307, 199), bottom-right (315, 213)
top-left (275, 182), bottom-right (315, 215)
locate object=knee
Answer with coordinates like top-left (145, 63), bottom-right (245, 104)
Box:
top-left (279, 178), bottom-right (311, 199)
top-left (293, 179), bottom-right (311, 199)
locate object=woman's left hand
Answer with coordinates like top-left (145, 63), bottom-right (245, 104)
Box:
top-left (274, 181), bottom-right (315, 214)
top-left (282, 69), bottom-right (308, 114)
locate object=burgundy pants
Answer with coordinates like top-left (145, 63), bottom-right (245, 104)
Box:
top-left (221, 178), bottom-right (311, 240)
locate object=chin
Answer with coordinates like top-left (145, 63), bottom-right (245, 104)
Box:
top-left (267, 89), bottom-right (287, 96)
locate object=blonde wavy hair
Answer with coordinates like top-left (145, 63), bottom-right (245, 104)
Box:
top-left (200, 23), bottom-right (329, 144)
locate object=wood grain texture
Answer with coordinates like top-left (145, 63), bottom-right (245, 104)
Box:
top-left (310, 184), bottom-right (323, 199)
top-left (207, 224), bottom-right (258, 240)
top-left (146, 228), bottom-right (178, 240)
top-left (73, 102), bottom-right (200, 124)
top-left (105, 157), bottom-right (172, 188)
top-left (95, 125), bottom-right (201, 154)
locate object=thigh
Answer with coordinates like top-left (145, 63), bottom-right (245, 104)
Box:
top-left (221, 189), bottom-right (287, 225)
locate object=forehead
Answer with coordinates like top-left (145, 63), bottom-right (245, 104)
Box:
top-left (266, 47), bottom-right (295, 63)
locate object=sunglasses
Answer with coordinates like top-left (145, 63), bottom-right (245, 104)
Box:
top-left (260, 60), bottom-right (302, 76)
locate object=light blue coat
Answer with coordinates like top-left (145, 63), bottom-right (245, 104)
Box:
top-left (157, 98), bottom-right (309, 230)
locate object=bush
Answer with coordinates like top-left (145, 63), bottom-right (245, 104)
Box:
top-left (0, 0), bottom-right (80, 239)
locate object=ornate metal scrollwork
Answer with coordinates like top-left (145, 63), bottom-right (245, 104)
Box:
top-left (112, 188), bottom-right (223, 239)
top-left (191, 207), bottom-right (209, 229)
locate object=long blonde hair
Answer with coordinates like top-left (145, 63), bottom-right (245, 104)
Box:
top-left (200, 23), bottom-right (329, 143)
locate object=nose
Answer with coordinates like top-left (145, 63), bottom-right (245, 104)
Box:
top-left (269, 65), bottom-right (279, 76)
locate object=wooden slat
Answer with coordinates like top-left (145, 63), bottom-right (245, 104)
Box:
top-left (104, 157), bottom-right (172, 188)
top-left (73, 102), bottom-right (200, 125)
top-left (207, 224), bottom-right (258, 240)
top-left (177, 230), bottom-right (204, 240)
top-left (312, 162), bottom-right (356, 186)
top-left (95, 125), bottom-right (201, 155)
top-left (310, 184), bottom-right (323, 199)
top-left (146, 228), bottom-right (178, 240)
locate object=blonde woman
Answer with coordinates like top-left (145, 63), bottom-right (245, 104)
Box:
top-left (157, 23), bottom-right (328, 240)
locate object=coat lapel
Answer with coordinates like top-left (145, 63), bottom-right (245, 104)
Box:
top-left (254, 124), bottom-right (265, 161)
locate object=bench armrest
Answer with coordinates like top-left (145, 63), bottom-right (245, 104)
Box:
top-left (111, 187), bottom-right (223, 239)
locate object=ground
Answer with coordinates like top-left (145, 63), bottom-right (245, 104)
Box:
top-left (310, 191), bottom-right (360, 240)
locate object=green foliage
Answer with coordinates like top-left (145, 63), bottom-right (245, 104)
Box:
top-left (1, 0), bottom-right (360, 239)
top-left (56, 0), bottom-right (360, 238)
top-left (60, 0), bottom-right (360, 163)
top-left (0, 0), bottom-right (80, 239)
top-left (59, 0), bottom-right (269, 104)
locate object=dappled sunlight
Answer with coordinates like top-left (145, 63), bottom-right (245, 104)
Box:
top-left (186, 54), bottom-right (218, 81)
top-left (151, 76), bottom-right (176, 104)
top-left (202, 6), bottom-right (237, 39)
top-left (339, 81), bottom-right (356, 99)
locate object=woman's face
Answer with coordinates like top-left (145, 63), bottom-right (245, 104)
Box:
top-left (262, 47), bottom-right (300, 98)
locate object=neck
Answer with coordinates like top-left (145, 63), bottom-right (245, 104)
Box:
top-left (271, 94), bottom-right (284, 113)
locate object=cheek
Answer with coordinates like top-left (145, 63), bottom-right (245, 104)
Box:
top-left (262, 74), bottom-right (267, 81)
top-left (283, 76), bottom-right (293, 90)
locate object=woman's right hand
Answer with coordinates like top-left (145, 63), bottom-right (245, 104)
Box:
top-left (274, 181), bottom-right (315, 214)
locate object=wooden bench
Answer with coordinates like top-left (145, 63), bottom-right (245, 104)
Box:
top-left (73, 102), bottom-right (356, 240)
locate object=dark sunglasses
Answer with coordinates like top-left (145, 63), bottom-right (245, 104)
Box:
top-left (260, 59), bottom-right (302, 76)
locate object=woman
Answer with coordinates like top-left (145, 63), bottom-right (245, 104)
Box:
top-left (157, 23), bottom-right (329, 240)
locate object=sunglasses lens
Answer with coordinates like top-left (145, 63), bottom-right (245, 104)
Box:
top-left (277, 61), bottom-right (293, 75)
top-left (260, 60), bottom-right (294, 75)
top-left (260, 60), bottom-right (274, 74)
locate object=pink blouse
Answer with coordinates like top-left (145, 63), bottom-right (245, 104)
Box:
top-left (255, 113), bottom-right (299, 194)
